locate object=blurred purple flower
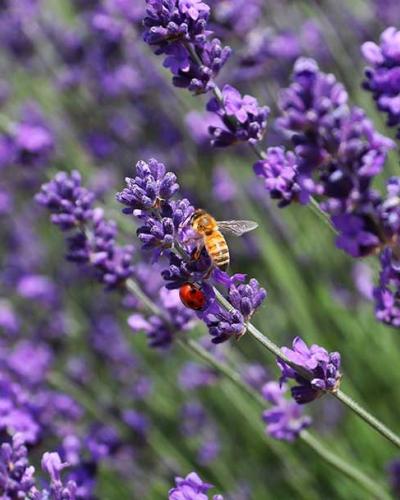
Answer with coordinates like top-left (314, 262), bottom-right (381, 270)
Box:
top-left (0, 434), bottom-right (38, 498)
top-left (253, 147), bottom-right (298, 207)
top-left (169, 472), bottom-right (223, 500)
top-left (262, 382), bottom-right (312, 441)
top-left (362, 27), bottom-right (400, 137)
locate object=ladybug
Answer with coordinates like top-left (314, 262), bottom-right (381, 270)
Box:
top-left (179, 282), bottom-right (206, 311)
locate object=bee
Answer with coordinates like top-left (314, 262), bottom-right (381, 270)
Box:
top-left (190, 209), bottom-right (258, 271)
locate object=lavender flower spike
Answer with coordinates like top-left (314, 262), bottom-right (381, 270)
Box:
top-left (278, 337), bottom-right (341, 404)
top-left (0, 434), bottom-right (38, 498)
top-left (169, 472), bottom-right (224, 500)
top-left (41, 452), bottom-right (77, 500)
top-left (35, 170), bottom-right (94, 230)
top-left (116, 158), bottom-right (179, 213)
top-left (262, 382), bottom-right (312, 441)
top-left (362, 27), bottom-right (400, 137)
top-left (143, 0), bottom-right (231, 94)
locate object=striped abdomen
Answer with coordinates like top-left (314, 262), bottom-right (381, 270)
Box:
top-left (205, 231), bottom-right (230, 271)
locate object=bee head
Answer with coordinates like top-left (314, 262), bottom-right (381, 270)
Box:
top-left (191, 209), bottom-right (216, 234)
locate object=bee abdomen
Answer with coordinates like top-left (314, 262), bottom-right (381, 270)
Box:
top-left (206, 232), bottom-right (230, 270)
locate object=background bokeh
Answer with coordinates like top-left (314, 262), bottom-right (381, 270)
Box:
top-left (1, 0), bottom-right (400, 498)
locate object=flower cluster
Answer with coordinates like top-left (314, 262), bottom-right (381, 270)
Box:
top-left (278, 337), bottom-right (342, 404)
top-left (258, 58), bottom-right (400, 262)
top-left (117, 159), bottom-right (266, 344)
top-left (362, 27), bottom-right (400, 137)
top-left (207, 84), bottom-right (269, 146)
top-left (169, 472), bottom-right (223, 500)
top-left (143, 0), bottom-right (231, 94)
top-left (374, 249), bottom-right (400, 327)
top-left (0, 434), bottom-right (37, 498)
top-left (0, 434), bottom-right (77, 499)
top-left (0, 104), bottom-right (54, 169)
top-left (262, 382), bottom-right (312, 441)
top-left (36, 171), bottom-right (134, 289)
top-left (143, 0), bottom-right (268, 147)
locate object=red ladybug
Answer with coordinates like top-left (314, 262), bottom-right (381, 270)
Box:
top-left (179, 283), bottom-right (206, 311)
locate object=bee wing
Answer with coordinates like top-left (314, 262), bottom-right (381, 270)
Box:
top-left (217, 220), bottom-right (259, 237)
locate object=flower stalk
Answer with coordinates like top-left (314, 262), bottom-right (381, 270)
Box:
top-left (127, 279), bottom-right (390, 499)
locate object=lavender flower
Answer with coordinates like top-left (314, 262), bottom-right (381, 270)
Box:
top-left (41, 452), bottom-right (77, 500)
top-left (37, 172), bottom-right (134, 289)
top-left (143, 0), bottom-right (231, 94)
top-left (374, 249), bottom-right (400, 327)
top-left (207, 85), bottom-right (269, 146)
top-left (262, 382), bottom-right (312, 441)
top-left (116, 158), bottom-right (179, 213)
top-left (0, 434), bottom-right (38, 498)
top-left (35, 171), bottom-right (94, 230)
top-left (169, 472), bottom-right (224, 500)
top-left (278, 337), bottom-right (341, 404)
top-left (387, 459), bottom-right (400, 497)
top-left (362, 27), bottom-right (400, 137)
top-left (228, 277), bottom-right (266, 319)
top-left (253, 147), bottom-right (298, 207)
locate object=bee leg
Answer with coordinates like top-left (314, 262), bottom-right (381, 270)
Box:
top-left (203, 264), bottom-right (215, 280)
top-left (191, 241), bottom-right (204, 261)
top-left (235, 329), bottom-right (246, 341)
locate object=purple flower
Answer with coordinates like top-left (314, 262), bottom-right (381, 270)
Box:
top-left (169, 472), bottom-right (223, 500)
top-left (37, 175), bottom-right (134, 290)
top-left (278, 337), bottom-right (341, 404)
top-left (41, 452), bottom-right (77, 500)
top-left (262, 382), bottom-right (312, 441)
top-left (0, 434), bottom-right (38, 498)
top-left (178, 361), bottom-right (219, 389)
top-left (8, 341), bottom-right (52, 386)
top-left (253, 147), bottom-right (298, 207)
top-left (332, 214), bottom-right (380, 258)
top-left (178, 0), bottom-right (210, 21)
top-left (16, 274), bottom-right (57, 303)
top-left (35, 171), bottom-right (95, 230)
top-left (387, 459), bottom-right (400, 497)
top-left (374, 249), bottom-right (400, 327)
top-left (207, 85), bottom-right (269, 146)
top-left (240, 363), bottom-right (269, 391)
top-left (116, 158), bottom-right (179, 213)
top-left (143, 0), bottom-right (230, 94)
top-left (362, 27), bottom-right (400, 136)
top-left (228, 277), bottom-right (266, 319)
top-left (200, 301), bottom-right (245, 344)
top-left (212, 167), bottom-right (237, 203)
top-left (378, 177), bottom-right (400, 241)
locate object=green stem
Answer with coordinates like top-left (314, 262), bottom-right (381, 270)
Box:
top-left (300, 431), bottom-right (391, 500)
top-left (334, 389), bottom-right (400, 449)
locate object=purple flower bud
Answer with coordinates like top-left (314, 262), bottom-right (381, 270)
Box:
top-left (278, 337), bottom-right (342, 404)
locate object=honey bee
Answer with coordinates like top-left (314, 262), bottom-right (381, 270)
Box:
top-left (190, 209), bottom-right (258, 271)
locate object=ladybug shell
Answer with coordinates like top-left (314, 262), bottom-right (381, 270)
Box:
top-left (179, 283), bottom-right (206, 311)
